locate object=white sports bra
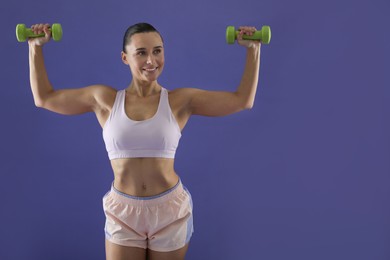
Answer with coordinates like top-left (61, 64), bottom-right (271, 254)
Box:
top-left (102, 88), bottom-right (182, 160)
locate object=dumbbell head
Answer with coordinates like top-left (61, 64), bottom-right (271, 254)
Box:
top-left (226, 26), bottom-right (236, 44)
top-left (51, 23), bottom-right (63, 41)
top-left (260, 26), bottom-right (271, 44)
top-left (16, 23), bottom-right (63, 42)
top-left (16, 24), bottom-right (27, 42)
top-left (226, 25), bottom-right (271, 44)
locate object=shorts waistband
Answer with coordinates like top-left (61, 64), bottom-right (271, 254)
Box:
top-left (109, 179), bottom-right (184, 206)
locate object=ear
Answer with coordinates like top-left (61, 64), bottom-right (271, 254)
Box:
top-left (121, 51), bottom-right (129, 65)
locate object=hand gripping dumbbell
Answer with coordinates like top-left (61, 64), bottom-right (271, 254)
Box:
top-left (226, 25), bottom-right (271, 44)
top-left (16, 23), bottom-right (63, 42)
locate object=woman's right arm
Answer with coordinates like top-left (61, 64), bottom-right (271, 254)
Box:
top-left (28, 24), bottom-right (113, 115)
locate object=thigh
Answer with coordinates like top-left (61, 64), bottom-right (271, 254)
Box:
top-left (105, 239), bottom-right (147, 260)
top-left (148, 244), bottom-right (189, 260)
top-left (148, 186), bottom-right (194, 252)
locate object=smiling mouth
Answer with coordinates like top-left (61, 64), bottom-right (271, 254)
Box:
top-left (143, 67), bottom-right (158, 72)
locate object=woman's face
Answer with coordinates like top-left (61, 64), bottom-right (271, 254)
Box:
top-left (122, 32), bottom-right (165, 83)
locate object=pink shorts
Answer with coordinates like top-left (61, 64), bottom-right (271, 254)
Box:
top-left (103, 180), bottom-right (194, 252)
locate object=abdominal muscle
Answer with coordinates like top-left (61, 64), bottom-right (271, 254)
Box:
top-left (109, 157), bottom-right (179, 197)
top-left (96, 86), bottom-right (189, 197)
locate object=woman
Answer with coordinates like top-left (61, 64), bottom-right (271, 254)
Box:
top-left (28, 22), bottom-right (261, 260)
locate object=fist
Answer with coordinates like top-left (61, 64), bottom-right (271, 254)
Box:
top-left (237, 26), bottom-right (261, 49)
top-left (28, 23), bottom-right (51, 46)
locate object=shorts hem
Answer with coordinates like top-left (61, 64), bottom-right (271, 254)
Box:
top-left (105, 237), bottom-right (147, 249)
top-left (148, 242), bottom-right (190, 252)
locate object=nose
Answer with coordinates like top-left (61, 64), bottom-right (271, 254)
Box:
top-left (146, 55), bottom-right (153, 65)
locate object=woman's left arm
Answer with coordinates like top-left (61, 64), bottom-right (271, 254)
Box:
top-left (185, 26), bottom-right (261, 117)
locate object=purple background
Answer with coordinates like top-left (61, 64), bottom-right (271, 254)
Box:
top-left (1, 0), bottom-right (389, 259)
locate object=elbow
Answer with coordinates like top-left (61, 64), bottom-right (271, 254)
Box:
top-left (34, 99), bottom-right (45, 108)
top-left (244, 104), bottom-right (254, 110)
top-left (33, 91), bottom-right (52, 108)
top-left (242, 101), bottom-right (254, 110)
top-left (235, 92), bottom-right (255, 111)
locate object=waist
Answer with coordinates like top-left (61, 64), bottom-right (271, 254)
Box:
top-left (110, 157), bottom-right (178, 196)
top-left (109, 178), bottom-right (184, 206)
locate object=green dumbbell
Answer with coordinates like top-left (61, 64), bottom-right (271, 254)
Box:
top-left (226, 25), bottom-right (271, 44)
top-left (16, 23), bottom-right (63, 42)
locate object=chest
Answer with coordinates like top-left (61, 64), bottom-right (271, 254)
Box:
top-left (124, 93), bottom-right (160, 121)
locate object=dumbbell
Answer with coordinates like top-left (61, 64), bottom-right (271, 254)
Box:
top-left (16, 23), bottom-right (63, 42)
top-left (226, 25), bottom-right (271, 44)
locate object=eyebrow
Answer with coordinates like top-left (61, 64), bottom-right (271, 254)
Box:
top-left (135, 46), bottom-right (163, 51)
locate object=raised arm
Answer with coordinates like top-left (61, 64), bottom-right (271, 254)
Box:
top-left (185, 26), bottom-right (261, 117)
top-left (28, 24), bottom-right (112, 115)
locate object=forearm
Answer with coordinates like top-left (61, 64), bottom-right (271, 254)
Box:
top-left (29, 44), bottom-right (53, 107)
top-left (236, 45), bottom-right (261, 109)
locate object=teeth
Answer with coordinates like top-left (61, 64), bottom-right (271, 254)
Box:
top-left (144, 67), bottom-right (157, 72)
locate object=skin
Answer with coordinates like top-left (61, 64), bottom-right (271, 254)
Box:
top-left (28, 23), bottom-right (261, 260)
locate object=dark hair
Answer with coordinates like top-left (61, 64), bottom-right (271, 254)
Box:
top-left (122, 23), bottom-right (163, 53)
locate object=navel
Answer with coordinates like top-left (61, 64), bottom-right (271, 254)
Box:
top-left (142, 183), bottom-right (147, 191)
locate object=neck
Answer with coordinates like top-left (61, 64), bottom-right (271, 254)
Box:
top-left (127, 80), bottom-right (161, 97)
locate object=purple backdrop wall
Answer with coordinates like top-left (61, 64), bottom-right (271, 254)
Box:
top-left (1, 0), bottom-right (389, 259)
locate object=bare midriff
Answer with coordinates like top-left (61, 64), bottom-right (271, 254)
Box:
top-left (110, 157), bottom-right (179, 197)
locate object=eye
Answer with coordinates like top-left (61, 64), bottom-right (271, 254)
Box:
top-left (137, 51), bottom-right (146, 56)
top-left (153, 49), bottom-right (162, 55)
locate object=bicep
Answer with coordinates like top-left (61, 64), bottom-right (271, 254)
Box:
top-left (40, 85), bottom-right (110, 115)
top-left (188, 88), bottom-right (245, 117)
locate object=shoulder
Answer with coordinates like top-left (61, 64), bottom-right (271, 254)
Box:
top-left (90, 84), bottom-right (117, 95)
top-left (166, 87), bottom-right (200, 101)
top-left (166, 87), bottom-right (200, 104)
top-left (167, 87), bottom-right (198, 95)
top-left (165, 87), bottom-right (206, 115)
top-left (167, 87), bottom-right (212, 105)
top-left (88, 84), bottom-right (118, 112)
